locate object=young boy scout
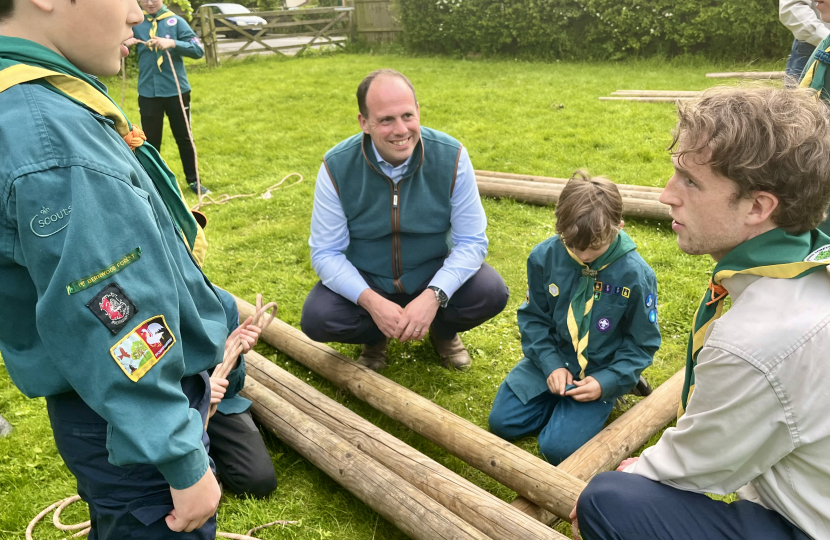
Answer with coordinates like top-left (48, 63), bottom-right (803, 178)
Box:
top-left (0, 1), bottom-right (223, 537)
top-left (489, 172), bottom-right (661, 464)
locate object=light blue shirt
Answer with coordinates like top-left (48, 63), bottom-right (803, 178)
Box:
top-left (309, 140), bottom-right (488, 304)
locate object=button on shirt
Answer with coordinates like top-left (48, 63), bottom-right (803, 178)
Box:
top-left (309, 141), bottom-right (488, 304)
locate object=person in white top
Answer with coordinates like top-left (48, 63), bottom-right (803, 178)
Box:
top-left (780, 0), bottom-right (830, 82)
top-left (572, 86), bottom-right (830, 540)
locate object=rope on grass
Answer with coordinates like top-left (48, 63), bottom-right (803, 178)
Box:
top-left (190, 173), bottom-right (304, 211)
top-left (28, 495), bottom-right (297, 540)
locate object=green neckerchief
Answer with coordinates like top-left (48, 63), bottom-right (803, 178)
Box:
top-left (564, 230), bottom-right (637, 378)
top-left (143, 7), bottom-right (175, 71)
top-left (0, 36), bottom-right (201, 260)
top-left (679, 227), bottom-right (830, 416)
top-left (799, 35), bottom-right (830, 99)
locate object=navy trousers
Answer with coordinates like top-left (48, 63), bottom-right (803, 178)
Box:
top-left (786, 39), bottom-right (818, 86)
top-left (46, 374), bottom-right (215, 540)
top-left (488, 381), bottom-right (614, 465)
top-left (577, 471), bottom-right (811, 540)
top-left (301, 263), bottom-right (509, 344)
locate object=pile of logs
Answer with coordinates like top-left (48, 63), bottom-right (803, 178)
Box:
top-left (234, 295), bottom-right (684, 538)
top-left (474, 170), bottom-right (671, 221)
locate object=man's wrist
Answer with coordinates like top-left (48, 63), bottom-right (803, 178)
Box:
top-left (427, 286), bottom-right (448, 308)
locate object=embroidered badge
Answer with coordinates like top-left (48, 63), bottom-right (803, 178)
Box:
top-left (593, 291), bottom-right (601, 301)
top-left (604, 284), bottom-right (612, 294)
top-left (190, 37), bottom-right (202, 45)
top-left (525, 287), bottom-right (530, 305)
top-left (593, 281), bottom-right (603, 292)
top-left (645, 293), bottom-right (654, 308)
top-left (67, 248), bottom-right (141, 295)
top-left (613, 286), bottom-right (622, 295)
top-left (549, 283), bottom-right (560, 297)
top-left (30, 206), bottom-right (72, 238)
top-left (87, 283), bottom-right (137, 335)
top-left (805, 245), bottom-right (830, 262)
top-left (648, 309), bottom-right (658, 323)
top-left (167, 17), bottom-right (178, 25)
top-left (597, 317), bottom-right (612, 332)
top-left (622, 287), bottom-right (631, 299)
top-left (110, 315), bottom-right (176, 382)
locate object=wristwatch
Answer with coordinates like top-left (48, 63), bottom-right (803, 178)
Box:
top-left (427, 285), bottom-right (449, 308)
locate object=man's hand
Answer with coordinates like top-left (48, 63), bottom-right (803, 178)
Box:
top-left (566, 376), bottom-right (602, 402)
top-left (209, 377), bottom-right (229, 405)
top-left (166, 467), bottom-right (220, 532)
top-left (147, 37), bottom-right (176, 50)
top-left (395, 289), bottom-right (439, 342)
top-left (569, 496), bottom-right (581, 540)
top-left (546, 367), bottom-right (573, 395)
top-left (358, 289), bottom-right (403, 339)
top-left (617, 456), bottom-right (639, 471)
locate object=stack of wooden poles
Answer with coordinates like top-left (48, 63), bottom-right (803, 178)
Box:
top-left (233, 295), bottom-right (685, 539)
top-left (474, 170), bottom-right (671, 221)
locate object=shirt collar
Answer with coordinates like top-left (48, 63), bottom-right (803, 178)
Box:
top-left (370, 140), bottom-right (413, 173)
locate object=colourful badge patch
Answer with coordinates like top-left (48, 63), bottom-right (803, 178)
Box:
top-left (622, 287), bottom-right (631, 298)
top-left (593, 291), bottom-right (601, 301)
top-left (593, 281), bottom-right (603, 292)
top-left (525, 287), bottom-right (530, 305)
top-left (648, 309), bottom-right (658, 323)
top-left (87, 283), bottom-right (137, 335)
top-left (597, 317), bottom-right (612, 332)
top-left (613, 286), bottom-right (622, 295)
top-left (603, 284), bottom-right (611, 294)
top-left (67, 248), bottom-right (141, 295)
top-left (805, 245), bottom-right (830, 262)
top-left (548, 283), bottom-right (560, 297)
top-left (645, 293), bottom-right (654, 308)
top-left (167, 17), bottom-right (178, 25)
top-left (110, 315), bottom-right (176, 382)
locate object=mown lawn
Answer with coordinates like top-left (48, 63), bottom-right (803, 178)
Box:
top-left (0, 51), bottom-right (783, 539)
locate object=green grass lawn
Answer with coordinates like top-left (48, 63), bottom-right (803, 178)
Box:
top-left (0, 51), bottom-right (783, 539)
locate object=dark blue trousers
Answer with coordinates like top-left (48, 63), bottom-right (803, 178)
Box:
top-left (301, 263), bottom-right (509, 344)
top-left (577, 471), bottom-right (810, 540)
top-left (46, 374), bottom-right (215, 540)
top-left (786, 39), bottom-right (818, 86)
top-left (488, 381), bottom-right (614, 465)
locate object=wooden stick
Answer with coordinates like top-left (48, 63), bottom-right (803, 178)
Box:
top-left (611, 90), bottom-right (701, 97)
top-left (474, 170), bottom-right (664, 194)
top-left (241, 378), bottom-right (492, 540)
top-left (509, 369), bottom-right (686, 524)
top-left (600, 96), bottom-right (693, 102)
top-left (234, 298), bottom-right (586, 520)
top-left (476, 180), bottom-right (671, 221)
top-left (245, 351), bottom-right (567, 540)
top-left (705, 71), bottom-right (784, 79)
top-left (476, 177), bottom-right (664, 202)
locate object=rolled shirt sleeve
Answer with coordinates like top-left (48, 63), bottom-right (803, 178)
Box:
top-left (780, 0), bottom-right (830, 46)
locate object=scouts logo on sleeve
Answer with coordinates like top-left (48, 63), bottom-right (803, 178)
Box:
top-left (805, 245), bottom-right (830, 262)
top-left (110, 316), bottom-right (176, 382)
top-left (622, 287), bottom-right (631, 298)
top-left (597, 317), bottom-right (612, 332)
top-left (594, 281), bottom-right (603, 292)
top-left (645, 293), bottom-right (654, 308)
top-left (30, 206), bottom-right (72, 238)
top-left (548, 283), bottom-right (560, 297)
top-left (87, 283), bottom-right (137, 335)
top-left (649, 309), bottom-right (658, 323)
top-left (167, 17), bottom-right (178, 25)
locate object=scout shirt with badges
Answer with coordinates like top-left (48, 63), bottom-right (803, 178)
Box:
top-left (0, 36), bottom-right (227, 490)
top-left (505, 232), bottom-right (661, 404)
top-left (134, 8), bottom-right (204, 98)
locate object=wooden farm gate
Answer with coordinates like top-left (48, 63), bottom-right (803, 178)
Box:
top-left (350, 0), bottom-right (402, 43)
top-left (198, 5), bottom-right (355, 66)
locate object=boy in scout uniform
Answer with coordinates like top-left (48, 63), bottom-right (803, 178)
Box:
top-left (0, 1), bottom-right (223, 537)
top-left (125, 0), bottom-right (208, 194)
top-left (488, 172), bottom-right (661, 464)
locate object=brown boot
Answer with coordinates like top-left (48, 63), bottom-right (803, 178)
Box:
top-left (357, 338), bottom-right (389, 372)
top-left (430, 333), bottom-right (471, 370)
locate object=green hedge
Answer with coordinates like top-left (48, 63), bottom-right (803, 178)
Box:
top-left (394, 0), bottom-right (793, 60)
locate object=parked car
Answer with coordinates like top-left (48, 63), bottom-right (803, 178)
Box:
top-left (202, 3), bottom-right (267, 37)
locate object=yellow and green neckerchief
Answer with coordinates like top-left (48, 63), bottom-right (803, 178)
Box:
top-left (0, 35), bottom-right (208, 266)
top-left (679, 227), bottom-right (830, 416)
top-left (564, 231), bottom-right (637, 378)
top-left (142, 7), bottom-right (176, 71)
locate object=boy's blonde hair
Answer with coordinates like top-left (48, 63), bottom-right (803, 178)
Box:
top-left (555, 171), bottom-right (623, 251)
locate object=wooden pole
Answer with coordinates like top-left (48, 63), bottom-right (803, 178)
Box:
top-left (476, 179), bottom-right (671, 221)
top-left (600, 96), bottom-right (693, 102)
top-left (474, 170), bottom-right (664, 194)
top-left (244, 351), bottom-right (567, 540)
top-left (611, 90), bottom-right (701, 97)
top-left (235, 298), bottom-right (586, 520)
top-left (241, 378), bottom-right (493, 540)
top-left (705, 71), bottom-right (784, 79)
top-left (476, 176), bottom-right (664, 202)
top-left (508, 369), bottom-right (686, 524)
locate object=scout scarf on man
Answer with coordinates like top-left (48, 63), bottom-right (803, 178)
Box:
top-left (0, 36), bottom-right (207, 266)
top-left (564, 230), bottom-right (637, 378)
top-left (679, 227), bottom-right (830, 416)
top-left (143, 6), bottom-right (175, 71)
top-left (800, 35), bottom-right (830, 100)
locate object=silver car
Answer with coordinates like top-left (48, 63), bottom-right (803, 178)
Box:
top-left (202, 3), bottom-right (268, 37)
